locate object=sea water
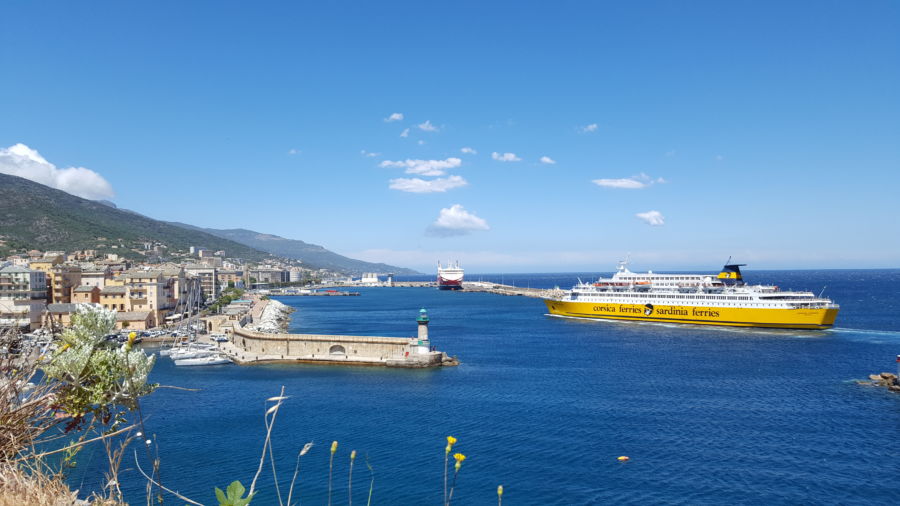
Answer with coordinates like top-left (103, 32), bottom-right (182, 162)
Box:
top-left (70, 270), bottom-right (900, 504)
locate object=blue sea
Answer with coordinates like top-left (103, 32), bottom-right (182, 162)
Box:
top-left (69, 270), bottom-right (900, 505)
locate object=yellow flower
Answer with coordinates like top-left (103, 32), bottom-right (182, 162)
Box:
top-left (445, 435), bottom-right (457, 453)
top-left (331, 441), bottom-right (338, 454)
top-left (453, 452), bottom-right (466, 471)
top-left (350, 450), bottom-right (357, 460)
top-left (498, 485), bottom-right (503, 497)
top-left (59, 343), bottom-right (70, 352)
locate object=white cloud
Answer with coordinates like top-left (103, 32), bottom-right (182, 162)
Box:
top-left (636, 210), bottom-right (665, 226)
top-left (384, 112), bottom-right (404, 122)
top-left (360, 150), bottom-right (381, 158)
top-left (491, 152), bottom-right (521, 162)
top-left (400, 128), bottom-right (410, 138)
top-left (288, 148), bottom-right (300, 155)
top-left (593, 178), bottom-right (648, 189)
top-left (427, 204), bottom-right (490, 237)
top-left (418, 140), bottom-right (426, 145)
top-left (389, 175), bottom-right (468, 193)
top-left (540, 156), bottom-right (556, 164)
top-left (0, 143), bottom-right (115, 200)
top-left (417, 120), bottom-right (438, 132)
top-left (665, 150), bottom-right (676, 157)
top-left (380, 157), bottom-right (462, 176)
top-left (460, 147), bottom-right (477, 155)
top-left (580, 123), bottom-right (599, 133)
top-left (592, 173), bottom-right (665, 189)
top-left (715, 154), bottom-right (725, 161)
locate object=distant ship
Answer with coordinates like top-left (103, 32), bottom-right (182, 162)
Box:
top-left (543, 261), bottom-right (839, 329)
top-left (437, 261), bottom-right (464, 290)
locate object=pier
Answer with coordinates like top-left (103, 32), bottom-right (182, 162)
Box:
top-left (215, 303), bottom-right (456, 368)
top-left (267, 289), bottom-right (361, 296)
top-left (459, 281), bottom-right (554, 299)
top-left (314, 280), bottom-right (552, 298)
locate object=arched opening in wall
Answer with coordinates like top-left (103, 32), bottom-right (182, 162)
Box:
top-left (329, 345), bottom-right (346, 355)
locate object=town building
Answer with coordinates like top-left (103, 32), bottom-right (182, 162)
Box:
top-left (43, 303), bottom-right (83, 329)
top-left (0, 264), bottom-right (48, 330)
top-left (80, 263), bottom-right (112, 288)
top-left (100, 285), bottom-right (128, 312)
top-left (71, 285), bottom-right (100, 304)
top-left (185, 264), bottom-right (219, 301)
top-left (48, 265), bottom-right (82, 303)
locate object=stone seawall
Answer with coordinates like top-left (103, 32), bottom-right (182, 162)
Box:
top-left (227, 325), bottom-right (451, 368)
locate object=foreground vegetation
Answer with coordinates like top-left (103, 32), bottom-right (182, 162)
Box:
top-left (1, 305), bottom-right (501, 504)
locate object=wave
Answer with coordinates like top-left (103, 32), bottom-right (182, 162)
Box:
top-left (828, 327), bottom-right (900, 338)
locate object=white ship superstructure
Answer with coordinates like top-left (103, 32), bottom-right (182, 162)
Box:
top-left (437, 261), bottom-right (464, 290)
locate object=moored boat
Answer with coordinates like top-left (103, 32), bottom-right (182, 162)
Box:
top-left (168, 344), bottom-right (217, 360)
top-left (437, 261), bottom-right (464, 290)
top-left (174, 354), bottom-right (233, 366)
top-left (543, 261), bottom-right (839, 329)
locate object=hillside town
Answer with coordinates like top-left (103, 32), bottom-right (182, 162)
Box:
top-left (0, 246), bottom-right (342, 332)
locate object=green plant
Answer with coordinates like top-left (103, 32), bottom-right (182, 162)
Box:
top-left (215, 480), bottom-right (255, 506)
top-left (41, 305), bottom-right (156, 430)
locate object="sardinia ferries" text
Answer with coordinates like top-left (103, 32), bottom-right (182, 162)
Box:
top-left (593, 305), bottom-right (721, 318)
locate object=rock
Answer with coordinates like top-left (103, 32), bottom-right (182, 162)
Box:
top-left (889, 385), bottom-right (900, 393)
top-left (869, 374), bottom-right (883, 382)
top-left (879, 372), bottom-right (897, 381)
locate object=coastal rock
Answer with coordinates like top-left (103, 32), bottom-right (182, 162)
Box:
top-left (863, 371), bottom-right (900, 392)
top-left (247, 299), bottom-right (293, 333)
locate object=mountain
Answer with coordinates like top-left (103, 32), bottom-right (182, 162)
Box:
top-left (0, 173), bottom-right (273, 261)
top-left (169, 224), bottom-right (420, 275)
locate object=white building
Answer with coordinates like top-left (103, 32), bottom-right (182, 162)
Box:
top-left (0, 264), bottom-right (48, 330)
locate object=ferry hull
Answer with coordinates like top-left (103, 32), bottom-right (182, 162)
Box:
top-left (438, 277), bottom-right (463, 290)
top-left (543, 299), bottom-right (839, 329)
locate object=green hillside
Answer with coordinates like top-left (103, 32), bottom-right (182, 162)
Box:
top-left (169, 224), bottom-right (420, 275)
top-left (0, 173), bottom-right (272, 261)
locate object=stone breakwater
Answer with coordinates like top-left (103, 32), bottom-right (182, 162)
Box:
top-left (247, 299), bottom-right (293, 333)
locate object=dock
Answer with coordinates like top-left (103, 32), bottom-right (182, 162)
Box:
top-left (210, 299), bottom-right (456, 368)
top-left (268, 290), bottom-right (360, 296)
top-left (459, 281), bottom-right (554, 299)
top-left (310, 281), bottom-right (551, 298)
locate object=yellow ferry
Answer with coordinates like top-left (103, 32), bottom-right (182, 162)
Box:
top-left (543, 261), bottom-right (839, 329)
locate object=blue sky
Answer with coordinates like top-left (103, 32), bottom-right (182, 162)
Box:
top-left (1, 1), bottom-right (898, 272)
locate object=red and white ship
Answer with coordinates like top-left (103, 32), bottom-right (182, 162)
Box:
top-left (437, 261), bottom-right (464, 290)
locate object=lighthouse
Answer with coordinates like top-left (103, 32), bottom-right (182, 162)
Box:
top-left (414, 308), bottom-right (431, 354)
top-left (417, 308), bottom-right (429, 340)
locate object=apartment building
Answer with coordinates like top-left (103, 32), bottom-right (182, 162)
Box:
top-left (48, 265), bottom-right (82, 304)
top-left (0, 264), bottom-right (48, 330)
top-left (185, 265), bottom-right (218, 301)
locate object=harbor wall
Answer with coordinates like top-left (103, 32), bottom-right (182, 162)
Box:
top-left (230, 325), bottom-right (442, 366)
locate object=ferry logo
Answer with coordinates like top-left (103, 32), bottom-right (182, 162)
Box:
top-left (644, 303), bottom-right (654, 316)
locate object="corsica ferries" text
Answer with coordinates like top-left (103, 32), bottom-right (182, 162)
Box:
top-left (592, 305), bottom-right (721, 318)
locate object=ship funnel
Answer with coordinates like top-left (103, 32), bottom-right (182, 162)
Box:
top-left (717, 264), bottom-right (746, 286)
